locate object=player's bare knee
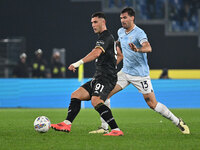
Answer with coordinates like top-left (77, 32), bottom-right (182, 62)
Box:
top-left (71, 91), bottom-right (79, 99)
top-left (91, 98), bottom-right (98, 107)
top-left (91, 96), bottom-right (103, 107)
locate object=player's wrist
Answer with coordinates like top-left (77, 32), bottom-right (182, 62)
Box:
top-left (138, 48), bottom-right (142, 52)
top-left (72, 59), bottom-right (84, 68)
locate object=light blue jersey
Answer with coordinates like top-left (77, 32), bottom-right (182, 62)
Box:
top-left (118, 25), bottom-right (150, 77)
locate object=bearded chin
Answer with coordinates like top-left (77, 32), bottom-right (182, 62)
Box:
top-left (123, 26), bottom-right (127, 29)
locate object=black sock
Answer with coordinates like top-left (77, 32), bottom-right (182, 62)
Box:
top-left (95, 103), bottom-right (118, 130)
top-left (66, 98), bottom-right (81, 123)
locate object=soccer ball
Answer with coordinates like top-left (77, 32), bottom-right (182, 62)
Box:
top-left (34, 116), bottom-right (51, 133)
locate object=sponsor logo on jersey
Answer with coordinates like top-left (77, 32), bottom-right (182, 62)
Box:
top-left (96, 40), bottom-right (104, 46)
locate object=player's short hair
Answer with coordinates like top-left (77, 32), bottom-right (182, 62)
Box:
top-left (121, 7), bottom-right (135, 17)
top-left (91, 12), bottom-right (106, 20)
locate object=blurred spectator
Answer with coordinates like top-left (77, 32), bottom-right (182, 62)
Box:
top-left (147, 0), bottom-right (157, 19)
top-left (109, 0), bottom-right (132, 8)
top-left (50, 51), bottom-right (66, 78)
top-left (32, 49), bottom-right (47, 78)
top-left (169, 0), bottom-right (199, 32)
top-left (136, 0), bottom-right (165, 20)
top-left (103, 0), bottom-right (133, 13)
top-left (13, 53), bottom-right (29, 78)
top-left (159, 68), bottom-right (170, 79)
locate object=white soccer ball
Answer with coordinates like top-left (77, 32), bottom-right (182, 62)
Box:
top-left (34, 116), bottom-right (51, 133)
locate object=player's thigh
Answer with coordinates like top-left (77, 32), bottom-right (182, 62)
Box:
top-left (130, 76), bottom-right (154, 94)
top-left (107, 71), bottom-right (130, 99)
top-left (116, 70), bottom-right (130, 89)
top-left (107, 84), bottom-right (122, 99)
top-left (71, 87), bottom-right (90, 100)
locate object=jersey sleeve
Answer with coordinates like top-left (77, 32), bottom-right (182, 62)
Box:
top-left (137, 30), bottom-right (148, 45)
top-left (117, 28), bottom-right (122, 42)
top-left (95, 37), bottom-right (109, 53)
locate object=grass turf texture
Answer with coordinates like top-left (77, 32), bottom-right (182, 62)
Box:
top-left (0, 108), bottom-right (199, 150)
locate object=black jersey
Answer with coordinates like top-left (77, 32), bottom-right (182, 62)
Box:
top-left (93, 30), bottom-right (117, 81)
top-left (32, 58), bottom-right (47, 78)
top-left (13, 61), bottom-right (29, 78)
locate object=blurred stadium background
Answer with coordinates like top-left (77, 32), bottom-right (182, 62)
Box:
top-left (0, 0), bottom-right (200, 108)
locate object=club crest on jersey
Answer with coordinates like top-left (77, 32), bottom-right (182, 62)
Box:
top-left (96, 40), bottom-right (104, 46)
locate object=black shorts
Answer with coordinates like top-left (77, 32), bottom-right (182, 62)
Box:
top-left (81, 77), bottom-right (116, 101)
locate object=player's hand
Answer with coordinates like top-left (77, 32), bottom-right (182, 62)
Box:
top-left (68, 64), bottom-right (76, 72)
top-left (129, 43), bottom-right (139, 52)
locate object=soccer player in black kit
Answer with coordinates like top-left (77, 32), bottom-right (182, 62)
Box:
top-left (51, 12), bottom-right (124, 136)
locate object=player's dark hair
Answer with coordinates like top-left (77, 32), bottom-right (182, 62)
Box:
top-left (121, 7), bottom-right (135, 17)
top-left (91, 12), bottom-right (106, 20)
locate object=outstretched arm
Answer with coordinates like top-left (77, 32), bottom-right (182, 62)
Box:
top-left (82, 48), bottom-right (102, 63)
top-left (68, 48), bottom-right (102, 72)
top-left (129, 41), bottom-right (152, 53)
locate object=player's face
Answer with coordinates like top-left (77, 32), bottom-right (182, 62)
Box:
top-left (91, 17), bottom-right (104, 34)
top-left (120, 12), bottom-right (134, 29)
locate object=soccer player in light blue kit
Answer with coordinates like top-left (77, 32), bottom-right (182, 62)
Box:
top-left (90, 7), bottom-right (190, 134)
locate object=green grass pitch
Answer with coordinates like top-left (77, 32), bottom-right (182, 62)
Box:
top-left (0, 108), bottom-right (200, 150)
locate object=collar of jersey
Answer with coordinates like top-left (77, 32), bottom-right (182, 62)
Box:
top-left (99, 30), bottom-right (108, 36)
top-left (125, 25), bottom-right (136, 35)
